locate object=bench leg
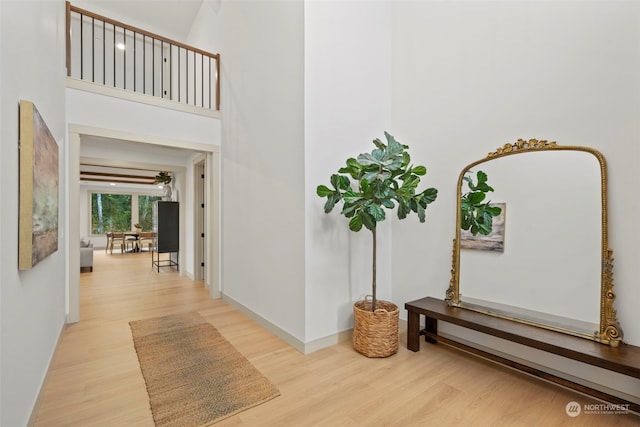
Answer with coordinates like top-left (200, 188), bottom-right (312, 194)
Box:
top-left (425, 316), bottom-right (438, 344)
top-left (407, 310), bottom-right (420, 351)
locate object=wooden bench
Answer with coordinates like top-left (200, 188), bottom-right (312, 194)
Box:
top-left (405, 296), bottom-right (640, 413)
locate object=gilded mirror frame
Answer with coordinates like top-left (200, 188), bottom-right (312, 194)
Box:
top-left (446, 138), bottom-right (624, 347)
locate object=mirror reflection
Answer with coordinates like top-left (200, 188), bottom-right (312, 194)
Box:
top-left (447, 139), bottom-right (623, 346)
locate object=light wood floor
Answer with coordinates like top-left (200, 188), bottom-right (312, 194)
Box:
top-left (33, 251), bottom-right (638, 426)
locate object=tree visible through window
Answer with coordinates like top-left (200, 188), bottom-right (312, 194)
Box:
top-left (91, 193), bottom-right (132, 234)
top-left (138, 195), bottom-right (162, 231)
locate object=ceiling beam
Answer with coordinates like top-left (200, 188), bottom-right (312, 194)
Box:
top-left (80, 177), bottom-right (159, 185)
top-left (80, 171), bottom-right (156, 181)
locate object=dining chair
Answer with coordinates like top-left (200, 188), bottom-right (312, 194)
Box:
top-left (109, 232), bottom-right (126, 254)
top-left (138, 232), bottom-right (155, 252)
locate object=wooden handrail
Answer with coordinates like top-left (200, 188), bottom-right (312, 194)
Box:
top-left (66, 1), bottom-right (220, 111)
top-left (68, 3), bottom-right (219, 60)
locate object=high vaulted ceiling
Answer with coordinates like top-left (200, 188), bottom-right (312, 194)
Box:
top-left (78, 0), bottom-right (205, 41)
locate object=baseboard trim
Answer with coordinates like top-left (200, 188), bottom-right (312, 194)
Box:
top-left (221, 294), bottom-right (307, 353)
top-left (221, 295), bottom-right (408, 355)
top-left (304, 329), bottom-right (352, 354)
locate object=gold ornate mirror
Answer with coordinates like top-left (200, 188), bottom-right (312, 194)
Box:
top-left (446, 139), bottom-right (623, 347)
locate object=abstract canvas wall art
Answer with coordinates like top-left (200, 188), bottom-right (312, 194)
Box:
top-left (19, 100), bottom-right (59, 270)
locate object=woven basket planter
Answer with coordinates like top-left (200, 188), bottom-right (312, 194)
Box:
top-left (352, 299), bottom-right (399, 358)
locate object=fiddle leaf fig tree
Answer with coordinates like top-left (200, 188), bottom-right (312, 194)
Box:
top-left (460, 170), bottom-right (502, 236)
top-left (316, 132), bottom-right (438, 311)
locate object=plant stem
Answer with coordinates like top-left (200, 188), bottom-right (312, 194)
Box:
top-left (372, 227), bottom-right (377, 312)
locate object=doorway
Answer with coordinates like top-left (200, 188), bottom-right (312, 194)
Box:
top-left (68, 125), bottom-right (220, 323)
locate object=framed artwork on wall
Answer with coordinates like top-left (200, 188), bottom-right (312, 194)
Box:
top-left (19, 100), bottom-right (59, 270)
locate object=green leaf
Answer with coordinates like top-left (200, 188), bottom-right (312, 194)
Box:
top-left (401, 174), bottom-right (419, 191)
top-left (381, 199), bottom-right (395, 209)
top-left (341, 202), bottom-right (358, 217)
top-left (316, 185), bottom-right (333, 197)
top-left (357, 153), bottom-right (381, 166)
top-left (362, 171), bottom-right (379, 183)
top-left (372, 138), bottom-right (386, 151)
top-left (465, 170), bottom-right (494, 193)
top-left (330, 174), bottom-right (342, 190)
top-left (416, 202), bottom-right (426, 222)
top-left (323, 193), bottom-right (340, 213)
top-left (372, 148), bottom-right (385, 161)
top-left (360, 210), bottom-right (376, 231)
top-left (349, 214), bottom-right (363, 232)
top-left (371, 180), bottom-right (391, 200)
top-left (360, 178), bottom-right (370, 194)
top-left (485, 205), bottom-right (502, 216)
top-left (419, 187), bottom-right (438, 204)
top-left (474, 183), bottom-right (494, 193)
top-left (476, 170), bottom-right (488, 185)
top-left (368, 204), bottom-right (386, 222)
top-left (402, 152), bottom-right (410, 167)
top-left (397, 200), bottom-right (410, 220)
top-left (412, 165), bottom-right (426, 176)
top-left (343, 190), bottom-right (362, 204)
top-left (338, 175), bottom-right (351, 191)
top-left (338, 158), bottom-right (361, 178)
top-left (384, 132), bottom-right (404, 158)
top-left (461, 214), bottom-right (472, 230)
top-left (468, 191), bottom-right (486, 205)
top-left (476, 217), bottom-right (492, 235)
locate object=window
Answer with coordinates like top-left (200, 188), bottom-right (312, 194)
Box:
top-left (138, 195), bottom-right (162, 231)
top-left (90, 192), bottom-right (161, 235)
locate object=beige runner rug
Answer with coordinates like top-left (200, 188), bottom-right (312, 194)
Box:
top-left (130, 311), bottom-right (280, 426)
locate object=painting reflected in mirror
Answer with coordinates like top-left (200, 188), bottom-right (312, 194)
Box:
top-left (446, 139), bottom-right (623, 347)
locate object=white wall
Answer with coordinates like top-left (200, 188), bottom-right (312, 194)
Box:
top-left (67, 87), bottom-right (220, 145)
top-left (390, 0), bottom-right (640, 398)
top-left (188, 1), bottom-right (307, 342)
top-left (0, 2), bottom-right (67, 425)
top-left (304, 0), bottom-right (393, 344)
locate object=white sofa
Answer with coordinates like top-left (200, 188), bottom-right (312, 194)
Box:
top-left (80, 237), bottom-right (94, 272)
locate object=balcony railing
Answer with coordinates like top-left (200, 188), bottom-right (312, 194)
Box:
top-left (66, 1), bottom-right (220, 111)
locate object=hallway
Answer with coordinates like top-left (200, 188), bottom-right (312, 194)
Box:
top-left (32, 251), bottom-right (638, 426)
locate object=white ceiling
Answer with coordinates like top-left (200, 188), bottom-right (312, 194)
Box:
top-left (81, 135), bottom-right (197, 160)
top-left (80, 136), bottom-right (200, 189)
top-left (79, 0), bottom-right (205, 40)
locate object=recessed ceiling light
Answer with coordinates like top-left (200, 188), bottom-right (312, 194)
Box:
top-left (116, 42), bottom-right (126, 50)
